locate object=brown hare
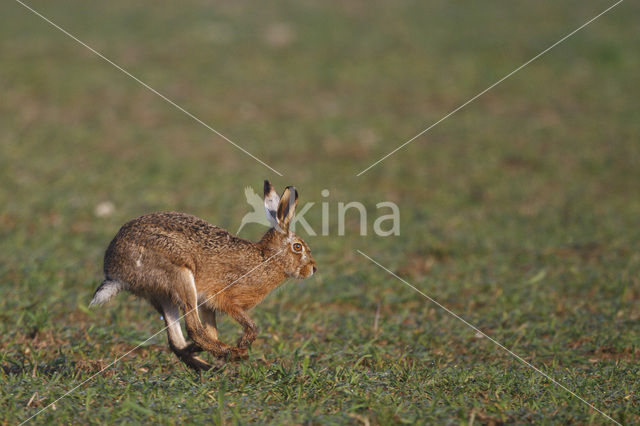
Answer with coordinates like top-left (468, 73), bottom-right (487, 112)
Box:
top-left (90, 180), bottom-right (317, 370)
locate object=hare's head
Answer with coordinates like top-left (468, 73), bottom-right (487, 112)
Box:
top-left (261, 180), bottom-right (317, 279)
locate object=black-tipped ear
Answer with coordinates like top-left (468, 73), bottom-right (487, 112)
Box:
top-left (263, 180), bottom-right (280, 229)
top-left (276, 186), bottom-right (298, 232)
top-left (264, 180), bottom-right (273, 198)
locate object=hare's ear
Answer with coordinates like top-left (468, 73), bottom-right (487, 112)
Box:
top-left (276, 186), bottom-right (298, 233)
top-left (264, 180), bottom-right (280, 229)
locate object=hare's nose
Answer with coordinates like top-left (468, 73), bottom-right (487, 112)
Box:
top-left (312, 266), bottom-right (317, 274)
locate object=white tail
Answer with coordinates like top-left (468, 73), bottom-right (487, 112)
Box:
top-left (90, 280), bottom-right (127, 306)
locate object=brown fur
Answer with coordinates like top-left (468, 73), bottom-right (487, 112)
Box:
top-left (91, 182), bottom-right (316, 370)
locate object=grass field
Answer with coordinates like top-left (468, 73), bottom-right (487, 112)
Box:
top-left (1, 0), bottom-right (639, 424)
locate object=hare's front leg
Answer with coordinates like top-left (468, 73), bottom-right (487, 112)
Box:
top-left (180, 307), bottom-right (218, 354)
top-left (200, 306), bottom-right (219, 340)
top-left (177, 270), bottom-right (247, 360)
top-left (226, 306), bottom-right (258, 349)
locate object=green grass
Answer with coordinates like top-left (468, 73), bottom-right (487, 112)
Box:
top-left (1, 0), bottom-right (639, 423)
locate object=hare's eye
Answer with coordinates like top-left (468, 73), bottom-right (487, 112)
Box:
top-left (292, 242), bottom-right (303, 252)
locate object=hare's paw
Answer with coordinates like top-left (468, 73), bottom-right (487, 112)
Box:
top-left (222, 346), bottom-right (249, 361)
top-left (173, 349), bottom-right (215, 371)
top-left (184, 342), bottom-right (204, 353)
top-left (183, 354), bottom-right (215, 371)
top-left (236, 336), bottom-right (255, 349)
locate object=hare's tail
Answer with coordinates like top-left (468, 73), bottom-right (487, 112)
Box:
top-left (90, 279), bottom-right (128, 306)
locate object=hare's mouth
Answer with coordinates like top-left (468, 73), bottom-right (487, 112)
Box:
top-left (293, 264), bottom-right (316, 279)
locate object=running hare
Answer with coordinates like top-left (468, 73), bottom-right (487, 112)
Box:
top-left (90, 180), bottom-right (317, 370)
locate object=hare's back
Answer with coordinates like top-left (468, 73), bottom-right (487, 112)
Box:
top-left (104, 211), bottom-right (239, 277)
top-left (103, 212), bottom-right (235, 295)
top-left (105, 212), bottom-right (237, 269)
top-left (114, 211), bottom-right (232, 250)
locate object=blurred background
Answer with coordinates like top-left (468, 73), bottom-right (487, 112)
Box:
top-left (1, 0), bottom-right (638, 423)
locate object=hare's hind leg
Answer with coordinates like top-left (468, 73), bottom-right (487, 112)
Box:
top-left (150, 297), bottom-right (213, 371)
